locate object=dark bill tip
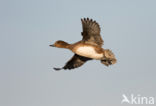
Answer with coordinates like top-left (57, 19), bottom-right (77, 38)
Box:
top-left (49, 44), bottom-right (55, 47)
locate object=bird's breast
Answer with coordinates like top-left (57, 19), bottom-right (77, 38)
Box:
top-left (75, 46), bottom-right (103, 59)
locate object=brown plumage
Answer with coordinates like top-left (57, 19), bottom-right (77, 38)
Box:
top-left (81, 18), bottom-right (104, 47)
top-left (50, 18), bottom-right (117, 70)
top-left (54, 54), bottom-right (92, 70)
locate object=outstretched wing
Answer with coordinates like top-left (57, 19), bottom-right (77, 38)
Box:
top-left (81, 18), bottom-right (104, 47)
top-left (54, 54), bottom-right (92, 70)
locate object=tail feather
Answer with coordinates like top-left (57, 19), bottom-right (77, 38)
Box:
top-left (101, 59), bottom-right (112, 66)
top-left (101, 49), bottom-right (117, 66)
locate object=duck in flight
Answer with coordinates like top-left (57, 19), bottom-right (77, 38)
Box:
top-left (50, 18), bottom-right (117, 70)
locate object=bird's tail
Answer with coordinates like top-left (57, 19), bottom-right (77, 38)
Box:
top-left (101, 49), bottom-right (117, 66)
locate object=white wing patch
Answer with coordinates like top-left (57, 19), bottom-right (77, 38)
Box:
top-left (76, 46), bottom-right (103, 59)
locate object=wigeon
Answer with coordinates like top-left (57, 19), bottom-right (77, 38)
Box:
top-left (50, 18), bottom-right (117, 70)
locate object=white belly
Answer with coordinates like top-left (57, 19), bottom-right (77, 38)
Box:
top-left (75, 46), bottom-right (103, 59)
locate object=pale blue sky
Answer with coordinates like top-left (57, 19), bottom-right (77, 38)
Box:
top-left (0, 0), bottom-right (156, 106)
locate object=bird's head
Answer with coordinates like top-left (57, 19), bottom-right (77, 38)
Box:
top-left (49, 40), bottom-right (69, 48)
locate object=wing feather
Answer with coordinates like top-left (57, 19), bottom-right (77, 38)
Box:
top-left (81, 18), bottom-right (104, 47)
top-left (53, 54), bottom-right (92, 70)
